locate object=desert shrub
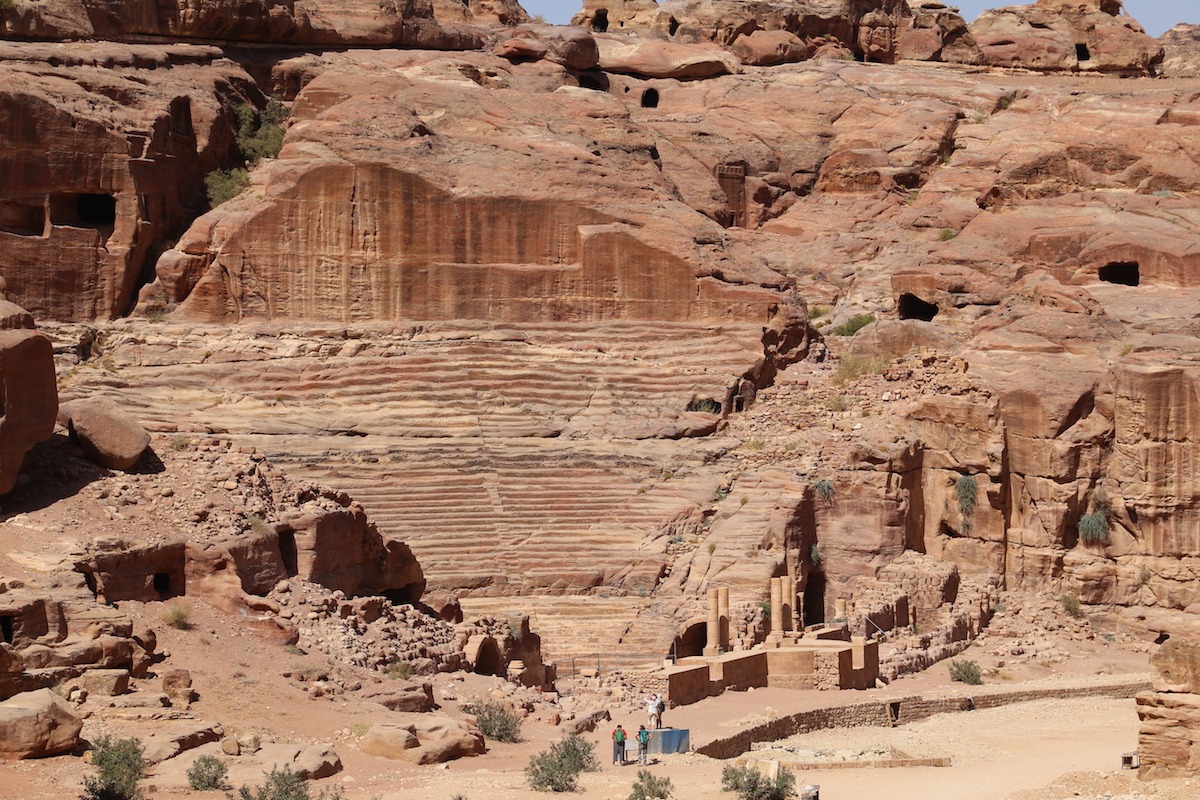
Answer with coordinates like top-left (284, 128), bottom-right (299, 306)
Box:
top-left (686, 397), bottom-right (723, 414)
top-left (526, 734), bottom-right (598, 792)
top-left (720, 764), bottom-right (796, 800)
top-left (628, 769), bottom-right (673, 800)
top-left (828, 313), bottom-right (875, 336)
top-left (809, 544), bottom-right (823, 567)
top-left (83, 736), bottom-right (145, 800)
top-left (462, 700), bottom-right (523, 743)
top-left (1078, 511), bottom-right (1109, 544)
top-left (1061, 593), bottom-right (1083, 618)
top-left (939, 228), bottom-right (957, 241)
top-left (948, 659), bottom-right (982, 685)
top-left (955, 474), bottom-right (978, 517)
top-left (160, 603), bottom-right (192, 630)
top-left (833, 355), bottom-right (886, 385)
top-left (813, 479), bottom-right (834, 503)
top-left (205, 167), bottom-right (249, 207)
top-left (232, 766), bottom-right (345, 800)
top-left (186, 754), bottom-right (228, 790)
top-left (168, 434), bottom-right (191, 451)
top-left (236, 99), bottom-right (288, 165)
top-left (0, 0), bottom-right (14, 11)
top-left (826, 395), bottom-right (846, 412)
top-left (809, 304), bottom-right (828, 319)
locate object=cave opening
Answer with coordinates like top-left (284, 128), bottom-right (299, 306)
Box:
top-left (0, 200), bottom-right (46, 236)
top-left (49, 193), bottom-right (116, 229)
top-left (1076, 43), bottom-right (1091, 62)
top-left (673, 621), bottom-right (706, 659)
top-left (474, 637), bottom-right (503, 676)
top-left (641, 88), bottom-right (660, 109)
top-left (153, 572), bottom-right (172, 599)
top-left (898, 293), bottom-right (940, 321)
top-left (1098, 261), bottom-right (1139, 286)
top-left (0, 616), bottom-right (13, 645)
top-left (592, 9), bottom-right (608, 32)
top-left (668, 16), bottom-right (680, 36)
top-left (278, 531), bottom-right (298, 577)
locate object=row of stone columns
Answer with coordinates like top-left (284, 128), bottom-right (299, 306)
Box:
top-left (768, 576), bottom-right (799, 642)
top-left (703, 586), bottom-right (730, 655)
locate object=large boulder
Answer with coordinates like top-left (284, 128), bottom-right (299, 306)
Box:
top-left (0, 301), bottom-right (57, 493)
top-left (1160, 24), bottom-right (1200, 78)
top-left (359, 713), bottom-right (484, 764)
top-left (0, 688), bottom-right (83, 759)
top-left (58, 398), bottom-right (150, 470)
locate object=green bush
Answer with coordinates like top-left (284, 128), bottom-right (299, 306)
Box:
top-left (1061, 593), bottom-right (1083, 618)
top-left (232, 766), bottom-right (345, 800)
top-left (948, 659), bottom-right (982, 685)
top-left (809, 544), bottom-right (823, 567)
top-left (939, 228), bottom-right (958, 241)
top-left (628, 769), bottom-right (673, 800)
top-left (0, 0), bottom-right (14, 11)
top-left (955, 474), bottom-right (978, 517)
top-left (833, 355), bottom-right (886, 385)
top-left (526, 734), bottom-right (598, 792)
top-left (186, 754), bottom-right (228, 790)
top-left (83, 736), bottom-right (145, 800)
top-left (828, 313), bottom-right (875, 337)
top-left (1078, 511), bottom-right (1109, 544)
top-left (384, 661), bottom-right (415, 680)
top-left (813, 479), bottom-right (834, 503)
top-left (161, 602), bottom-right (193, 630)
top-left (462, 700), bottom-right (523, 743)
top-left (686, 397), bottom-right (723, 414)
top-left (720, 764), bottom-right (796, 800)
top-left (236, 99), bottom-right (288, 165)
top-left (205, 167), bottom-right (249, 207)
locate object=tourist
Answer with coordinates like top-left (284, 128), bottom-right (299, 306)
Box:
top-left (647, 693), bottom-right (660, 729)
top-left (636, 724), bottom-right (651, 765)
top-left (612, 724), bottom-right (627, 765)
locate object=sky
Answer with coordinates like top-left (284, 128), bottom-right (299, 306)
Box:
top-left (518, 1), bottom-right (1195, 37)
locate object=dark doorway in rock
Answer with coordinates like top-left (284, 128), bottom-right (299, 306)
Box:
top-left (278, 531), bottom-right (298, 577)
top-left (668, 16), bottom-right (680, 36)
top-left (577, 71), bottom-right (609, 91)
top-left (898, 293), bottom-right (939, 321)
top-left (383, 584), bottom-right (423, 606)
top-left (673, 621), bottom-right (706, 658)
top-left (641, 88), bottom-right (659, 108)
top-left (474, 637), bottom-right (503, 676)
top-left (153, 572), bottom-right (172, 599)
top-left (592, 9), bottom-right (608, 32)
top-left (0, 201), bottom-right (46, 236)
top-left (77, 194), bottom-right (117, 226)
top-left (1076, 43), bottom-right (1091, 62)
top-left (1155, 632), bottom-right (1171, 645)
top-left (0, 616), bottom-right (13, 644)
top-left (803, 572), bottom-right (826, 625)
top-left (1099, 261), bottom-right (1139, 286)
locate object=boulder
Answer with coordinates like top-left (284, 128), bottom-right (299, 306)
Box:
top-left (731, 30), bottom-right (810, 66)
top-left (0, 688), bottom-right (83, 759)
top-left (496, 25), bottom-right (599, 70)
top-left (1161, 24), bottom-right (1200, 78)
top-left (596, 37), bottom-right (736, 78)
top-left (0, 305), bottom-right (57, 494)
top-left (58, 398), bottom-right (150, 470)
top-left (360, 682), bottom-right (435, 712)
top-left (359, 713), bottom-right (484, 764)
top-left (77, 669), bottom-right (129, 697)
top-left (161, 669), bottom-right (195, 709)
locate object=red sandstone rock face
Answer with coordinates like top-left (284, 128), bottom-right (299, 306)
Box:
top-left (1160, 24), bottom-right (1200, 78)
top-left (0, 42), bottom-right (258, 321)
top-left (969, 0), bottom-right (1163, 74)
top-left (0, 0), bottom-right (479, 50)
top-left (0, 301), bottom-right (56, 495)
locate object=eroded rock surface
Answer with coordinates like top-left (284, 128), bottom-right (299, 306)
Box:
top-left (0, 300), bottom-right (56, 494)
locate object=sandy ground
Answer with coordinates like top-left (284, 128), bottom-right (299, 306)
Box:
top-left (2, 593), bottom-right (1192, 800)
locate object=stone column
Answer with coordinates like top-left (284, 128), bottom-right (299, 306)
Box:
top-left (835, 598), bottom-right (848, 622)
top-left (717, 586), bottom-right (730, 651)
top-left (781, 579), bottom-right (794, 634)
top-left (704, 588), bottom-right (720, 656)
top-left (770, 577), bottom-right (784, 637)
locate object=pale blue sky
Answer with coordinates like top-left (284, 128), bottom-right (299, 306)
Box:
top-left (519, 1), bottom-right (1194, 37)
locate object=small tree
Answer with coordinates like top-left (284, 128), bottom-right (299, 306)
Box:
top-left (955, 475), bottom-right (978, 517)
top-left (186, 754), bottom-right (228, 790)
top-left (83, 736), bottom-right (145, 800)
top-left (813, 479), bottom-right (834, 504)
top-left (526, 734), bottom-right (599, 793)
top-left (462, 700), bottom-right (523, 743)
top-left (232, 766), bottom-right (345, 800)
top-left (629, 769), bottom-right (673, 800)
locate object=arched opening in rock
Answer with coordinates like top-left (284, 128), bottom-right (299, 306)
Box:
top-left (0, 616), bottom-right (13, 645)
top-left (383, 584), bottom-right (424, 606)
top-left (1099, 261), bottom-right (1139, 286)
top-left (898, 293), bottom-right (940, 321)
top-left (278, 531), bottom-right (299, 577)
top-left (641, 88), bottom-right (660, 109)
top-left (0, 200), bottom-right (46, 236)
top-left (1155, 632), bottom-right (1171, 645)
top-left (1076, 43), bottom-right (1091, 62)
top-left (673, 621), bottom-right (707, 658)
top-left (803, 572), bottom-right (826, 626)
top-left (473, 636), bottom-right (503, 676)
top-left (592, 9), bottom-right (609, 32)
top-left (668, 16), bottom-right (680, 36)
top-left (153, 572), bottom-right (172, 599)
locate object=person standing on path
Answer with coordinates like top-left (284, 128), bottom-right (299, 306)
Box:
top-left (636, 724), bottom-right (651, 765)
top-left (612, 724), bottom-right (627, 765)
top-left (647, 694), bottom-right (660, 729)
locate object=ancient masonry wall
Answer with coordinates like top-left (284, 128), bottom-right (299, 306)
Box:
top-left (696, 678), bottom-right (1150, 759)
